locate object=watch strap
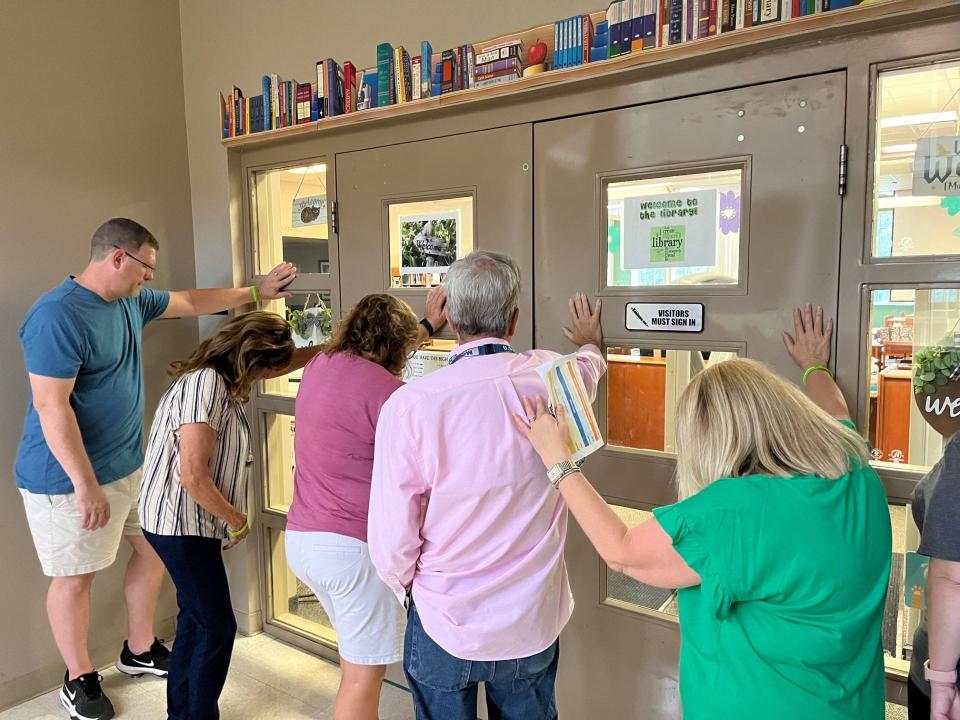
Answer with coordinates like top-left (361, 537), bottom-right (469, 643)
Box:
top-left (925, 659), bottom-right (958, 684)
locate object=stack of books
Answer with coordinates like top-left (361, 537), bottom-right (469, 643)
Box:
top-left (221, 0), bottom-right (867, 139)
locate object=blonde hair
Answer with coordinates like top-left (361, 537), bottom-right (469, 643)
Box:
top-left (169, 311), bottom-right (293, 403)
top-left (324, 294), bottom-right (419, 377)
top-left (674, 358), bottom-right (868, 499)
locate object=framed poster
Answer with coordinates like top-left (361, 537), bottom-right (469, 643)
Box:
top-left (399, 211), bottom-right (459, 274)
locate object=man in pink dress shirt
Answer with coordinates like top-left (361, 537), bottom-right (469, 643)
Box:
top-left (368, 250), bottom-right (605, 719)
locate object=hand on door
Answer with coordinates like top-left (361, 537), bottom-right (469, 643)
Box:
top-left (424, 285), bottom-right (448, 335)
top-left (782, 303), bottom-right (833, 369)
top-left (563, 293), bottom-right (602, 348)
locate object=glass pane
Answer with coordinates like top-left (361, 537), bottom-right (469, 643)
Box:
top-left (884, 503), bottom-right (921, 676)
top-left (606, 346), bottom-right (738, 454)
top-left (262, 411), bottom-right (295, 513)
top-left (261, 291), bottom-right (333, 398)
top-left (873, 62), bottom-right (960, 258)
top-left (606, 169), bottom-right (742, 288)
top-left (603, 506), bottom-right (678, 618)
top-left (388, 196), bottom-right (474, 288)
top-left (267, 527), bottom-right (337, 643)
top-left (254, 163), bottom-right (330, 274)
top-left (866, 288), bottom-right (959, 471)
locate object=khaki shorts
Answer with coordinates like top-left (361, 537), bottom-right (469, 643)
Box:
top-left (20, 468), bottom-right (144, 577)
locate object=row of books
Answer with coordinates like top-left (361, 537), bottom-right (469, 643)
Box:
top-left (221, 0), bottom-right (866, 138)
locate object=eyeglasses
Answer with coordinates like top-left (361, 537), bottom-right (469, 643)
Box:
top-left (113, 245), bottom-right (156, 272)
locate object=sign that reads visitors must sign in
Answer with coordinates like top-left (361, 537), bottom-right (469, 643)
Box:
top-left (621, 189), bottom-right (719, 270)
top-left (625, 303), bottom-right (704, 333)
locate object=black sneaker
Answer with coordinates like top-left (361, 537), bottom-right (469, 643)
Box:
top-left (115, 638), bottom-right (170, 678)
top-left (59, 671), bottom-right (114, 720)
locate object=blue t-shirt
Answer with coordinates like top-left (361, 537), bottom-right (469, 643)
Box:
top-left (15, 278), bottom-right (170, 494)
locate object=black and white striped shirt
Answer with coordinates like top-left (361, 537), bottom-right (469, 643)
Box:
top-left (139, 368), bottom-right (250, 538)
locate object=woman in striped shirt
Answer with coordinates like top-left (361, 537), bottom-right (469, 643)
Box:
top-left (139, 311), bottom-right (296, 720)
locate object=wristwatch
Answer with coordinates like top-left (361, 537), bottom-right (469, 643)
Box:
top-left (924, 659), bottom-right (958, 684)
top-left (547, 459), bottom-right (582, 490)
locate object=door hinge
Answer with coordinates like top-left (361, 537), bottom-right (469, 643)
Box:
top-left (838, 144), bottom-right (848, 197)
top-left (329, 200), bottom-right (339, 235)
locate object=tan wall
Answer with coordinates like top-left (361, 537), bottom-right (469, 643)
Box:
top-left (178, 0), bottom-right (590, 633)
top-left (0, 1), bottom-right (197, 709)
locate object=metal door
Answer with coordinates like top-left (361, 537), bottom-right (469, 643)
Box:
top-left (534, 72), bottom-right (847, 718)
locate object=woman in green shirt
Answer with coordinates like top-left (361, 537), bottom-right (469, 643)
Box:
top-left (514, 303), bottom-right (891, 719)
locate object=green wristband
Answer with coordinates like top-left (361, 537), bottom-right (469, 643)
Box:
top-left (802, 364), bottom-right (833, 386)
top-left (228, 521), bottom-right (248, 538)
top-left (250, 285), bottom-right (260, 303)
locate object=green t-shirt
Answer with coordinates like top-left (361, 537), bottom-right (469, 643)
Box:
top-left (653, 424), bottom-right (891, 720)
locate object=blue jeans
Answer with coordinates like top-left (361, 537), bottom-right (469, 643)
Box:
top-left (403, 601), bottom-right (560, 720)
top-left (144, 531), bottom-right (237, 720)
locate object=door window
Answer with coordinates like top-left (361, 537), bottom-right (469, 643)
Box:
top-left (872, 62), bottom-right (960, 259)
top-left (387, 195), bottom-right (474, 288)
top-left (865, 287), bottom-right (960, 471)
top-left (605, 345), bottom-right (739, 455)
top-left (252, 163), bottom-right (330, 274)
top-left (605, 168), bottom-right (743, 288)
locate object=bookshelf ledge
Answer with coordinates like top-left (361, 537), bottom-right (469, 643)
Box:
top-left (221, 0), bottom-right (955, 149)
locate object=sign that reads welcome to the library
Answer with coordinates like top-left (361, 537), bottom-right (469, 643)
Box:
top-left (913, 136), bottom-right (960, 196)
top-left (621, 189), bottom-right (718, 270)
top-left (625, 303), bottom-right (704, 333)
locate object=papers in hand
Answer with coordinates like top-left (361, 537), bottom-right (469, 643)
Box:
top-left (536, 353), bottom-right (604, 463)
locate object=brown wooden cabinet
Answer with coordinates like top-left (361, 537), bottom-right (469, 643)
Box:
top-left (607, 357), bottom-right (666, 451)
top-left (875, 368), bottom-right (912, 464)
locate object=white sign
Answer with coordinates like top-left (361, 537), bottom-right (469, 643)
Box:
top-left (625, 303), bottom-right (704, 333)
top-left (913, 136), bottom-right (960, 196)
top-left (621, 190), bottom-right (719, 270)
top-left (403, 349), bottom-right (450, 382)
top-left (292, 195), bottom-right (327, 227)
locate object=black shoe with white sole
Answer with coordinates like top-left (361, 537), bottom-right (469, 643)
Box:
top-left (59, 671), bottom-right (115, 720)
top-left (115, 638), bottom-right (170, 678)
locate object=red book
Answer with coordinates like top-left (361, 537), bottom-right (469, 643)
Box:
top-left (792, 0), bottom-right (801, 15)
top-left (582, 14), bottom-right (594, 62)
top-left (343, 62), bottom-right (357, 113)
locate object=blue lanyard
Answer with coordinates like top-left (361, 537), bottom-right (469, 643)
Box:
top-left (447, 343), bottom-right (514, 365)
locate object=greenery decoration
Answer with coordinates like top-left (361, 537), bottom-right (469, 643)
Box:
top-left (913, 340), bottom-right (960, 395)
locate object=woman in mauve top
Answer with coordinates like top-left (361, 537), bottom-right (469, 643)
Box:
top-left (286, 289), bottom-right (445, 720)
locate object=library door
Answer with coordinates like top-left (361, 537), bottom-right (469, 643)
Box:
top-left (335, 124), bottom-right (534, 349)
top-left (534, 72), bottom-right (847, 718)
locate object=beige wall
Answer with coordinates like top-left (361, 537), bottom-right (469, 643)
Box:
top-left (177, 0), bottom-right (590, 633)
top-left (0, 1), bottom-right (197, 709)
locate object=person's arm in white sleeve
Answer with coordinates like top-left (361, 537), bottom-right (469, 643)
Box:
top-left (367, 398), bottom-right (429, 606)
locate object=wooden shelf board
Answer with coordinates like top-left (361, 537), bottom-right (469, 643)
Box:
top-left (221, 0), bottom-right (956, 149)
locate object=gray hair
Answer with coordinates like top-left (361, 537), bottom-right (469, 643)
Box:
top-left (445, 251), bottom-right (521, 338)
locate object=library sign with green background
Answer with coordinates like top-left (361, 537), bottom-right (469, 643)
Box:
top-left (621, 189), bottom-right (718, 270)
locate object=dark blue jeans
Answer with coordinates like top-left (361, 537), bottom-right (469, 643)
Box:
top-left (403, 601), bottom-right (560, 720)
top-left (144, 531), bottom-right (237, 720)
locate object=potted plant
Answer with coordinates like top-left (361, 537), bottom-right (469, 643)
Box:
top-left (287, 296), bottom-right (332, 348)
top-left (913, 338), bottom-right (960, 437)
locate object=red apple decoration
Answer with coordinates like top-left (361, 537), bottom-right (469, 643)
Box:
top-left (527, 39), bottom-right (547, 66)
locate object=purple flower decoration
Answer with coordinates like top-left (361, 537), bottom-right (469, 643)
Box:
top-left (719, 191), bottom-right (741, 235)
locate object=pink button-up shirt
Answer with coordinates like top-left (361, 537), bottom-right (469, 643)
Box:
top-left (368, 338), bottom-right (606, 661)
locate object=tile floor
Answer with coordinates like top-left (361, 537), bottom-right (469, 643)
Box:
top-left (0, 632), bottom-right (913, 719)
top-left (0, 633), bottom-right (415, 720)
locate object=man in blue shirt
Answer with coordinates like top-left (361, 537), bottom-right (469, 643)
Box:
top-left (16, 217), bottom-right (297, 720)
